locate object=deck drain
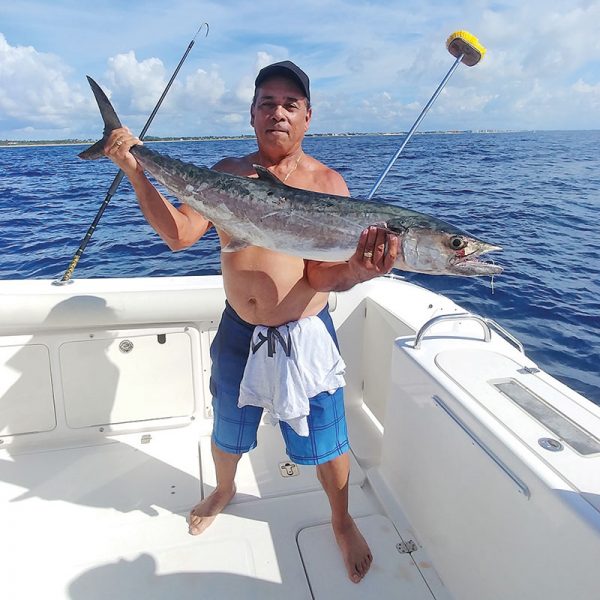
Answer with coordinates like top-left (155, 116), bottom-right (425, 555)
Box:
top-left (279, 461), bottom-right (300, 477)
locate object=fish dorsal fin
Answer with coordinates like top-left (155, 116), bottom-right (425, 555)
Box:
top-left (253, 164), bottom-right (287, 186)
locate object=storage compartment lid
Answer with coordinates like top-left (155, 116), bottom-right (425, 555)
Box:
top-left (436, 349), bottom-right (600, 510)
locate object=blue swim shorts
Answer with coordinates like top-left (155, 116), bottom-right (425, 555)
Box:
top-left (209, 301), bottom-right (350, 465)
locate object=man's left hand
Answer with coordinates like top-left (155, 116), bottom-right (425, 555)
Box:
top-left (348, 226), bottom-right (399, 282)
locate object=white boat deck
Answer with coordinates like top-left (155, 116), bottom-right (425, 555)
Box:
top-left (1, 423), bottom-right (438, 599)
top-left (2, 276), bottom-right (599, 599)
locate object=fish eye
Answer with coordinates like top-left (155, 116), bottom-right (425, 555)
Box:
top-left (450, 236), bottom-right (467, 250)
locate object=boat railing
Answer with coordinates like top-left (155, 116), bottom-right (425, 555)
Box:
top-left (413, 312), bottom-right (524, 353)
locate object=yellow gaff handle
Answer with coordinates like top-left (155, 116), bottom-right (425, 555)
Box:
top-left (367, 31), bottom-right (486, 199)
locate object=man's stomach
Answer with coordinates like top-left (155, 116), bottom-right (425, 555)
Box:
top-left (221, 246), bottom-right (329, 326)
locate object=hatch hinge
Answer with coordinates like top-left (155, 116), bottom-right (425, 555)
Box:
top-left (517, 366), bottom-right (540, 375)
top-left (396, 540), bottom-right (418, 554)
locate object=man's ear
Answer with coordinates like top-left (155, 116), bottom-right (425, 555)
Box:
top-left (304, 107), bottom-right (312, 132)
top-left (250, 104), bottom-right (255, 127)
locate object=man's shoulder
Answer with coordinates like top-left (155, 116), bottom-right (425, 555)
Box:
top-left (212, 154), bottom-right (258, 177)
top-left (304, 155), bottom-right (349, 197)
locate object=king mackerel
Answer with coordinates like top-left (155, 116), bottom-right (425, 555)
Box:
top-left (80, 76), bottom-right (502, 277)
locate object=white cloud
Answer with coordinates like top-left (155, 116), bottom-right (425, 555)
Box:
top-left (2, 1), bottom-right (600, 138)
top-left (573, 78), bottom-right (600, 100)
top-left (219, 113), bottom-right (244, 124)
top-left (235, 76), bottom-right (255, 104)
top-left (436, 87), bottom-right (498, 114)
top-left (180, 67), bottom-right (226, 107)
top-left (234, 50), bottom-right (283, 105)
top-left (256, 51), bottom-right (276, 72)
top-left (104, 51), bottom-right (167, 112)
top-left (103, 53), bottom-right (226, 114)
top-left (357, 91), bottom-right (420, 128)
top-left (0, 33), bottom-right (88, 136)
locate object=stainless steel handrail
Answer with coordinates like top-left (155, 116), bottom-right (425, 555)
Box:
top-left (413, 312), bottom-right (524, 353)
top-left (413, 313), bottom-right (490, 349)
top-left (484, 318), bottom-right (524, 353)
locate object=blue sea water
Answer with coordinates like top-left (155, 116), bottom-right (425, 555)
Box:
top-left (1, 131), bottom-right (599, 405)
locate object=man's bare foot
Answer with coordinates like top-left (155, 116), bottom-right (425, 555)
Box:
top-left (333, 515), bottom-right (373, 583)
top-left (188, 485), bottom-right (236, 536)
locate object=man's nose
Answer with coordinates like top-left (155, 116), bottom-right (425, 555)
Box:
top-left (272, 104), bottom-right (285, 120)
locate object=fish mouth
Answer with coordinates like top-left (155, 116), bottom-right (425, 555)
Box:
top-left (451, 245), bottom-right (503, 276)
top-left (453, 258), bottom-right (503, 275)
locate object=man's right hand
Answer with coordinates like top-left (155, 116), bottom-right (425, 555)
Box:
top-left (104, 127), bottom-right (144, 178)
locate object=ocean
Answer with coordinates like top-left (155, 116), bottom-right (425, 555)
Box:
top-left (1, 131), bottom-right (598, 405)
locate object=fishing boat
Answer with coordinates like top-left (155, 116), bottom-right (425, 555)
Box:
top-left (1, 273), bottom-right (598, 599)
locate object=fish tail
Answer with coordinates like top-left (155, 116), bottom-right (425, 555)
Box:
top-left (78, 76), bottom-right (122, 160)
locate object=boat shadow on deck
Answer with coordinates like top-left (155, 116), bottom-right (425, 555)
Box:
top-left (0, 295), bottom-right (204, 517)
top-left (68, 555), bottom-right (283, 600)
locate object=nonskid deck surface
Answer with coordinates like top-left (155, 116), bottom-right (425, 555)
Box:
top-left (1, 425), bottom-right (436, 599)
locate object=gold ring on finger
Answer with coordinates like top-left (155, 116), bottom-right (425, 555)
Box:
top-left (363, 251), bottom-right (373, 258)
top-left (116, 140), bottom-right (123, 147)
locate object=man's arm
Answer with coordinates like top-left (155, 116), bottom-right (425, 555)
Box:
top-left (305, 226), bottom-right (399, 292)
top-left (104, 127), bottom-right (211, 251)
top-left (304, 167), bottom-right (398, 292)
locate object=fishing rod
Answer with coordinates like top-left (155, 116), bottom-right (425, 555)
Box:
top-left (367, 30), bottom-right (486, 199)
top-left (54, 23), bottom-right (209, 285)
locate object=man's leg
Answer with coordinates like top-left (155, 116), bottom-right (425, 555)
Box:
top-left (316, 452), bottom-right (373, 583)
top-left (189, 439), bottom-right (240, 535)
top-left (194, 301), bottom-right (261, 535)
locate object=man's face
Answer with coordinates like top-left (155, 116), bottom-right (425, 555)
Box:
top-left (250, 76), bottom-right (312, 153)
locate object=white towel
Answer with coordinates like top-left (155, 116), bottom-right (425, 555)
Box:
top-left (238, 315), bottom-right (346, 436)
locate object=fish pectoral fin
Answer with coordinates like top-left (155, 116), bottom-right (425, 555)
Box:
top-left (222, 238), bottom-right (251, 253)
top-left (253, 164), bottom-right (287, 186)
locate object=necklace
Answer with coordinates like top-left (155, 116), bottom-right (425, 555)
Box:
top-left (282, 151), bottom-right (303, 183)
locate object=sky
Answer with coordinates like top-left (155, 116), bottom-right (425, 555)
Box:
top-left (1, 0), bottom-right (600, 140)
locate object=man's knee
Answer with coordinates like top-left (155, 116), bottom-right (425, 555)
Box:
top-left (316, 452), bottom-right (350, 488)
top-left (211, 438), bottom-right (243, 463)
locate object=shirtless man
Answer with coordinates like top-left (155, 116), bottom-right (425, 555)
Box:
top-left (105, 60), bottom-right (398, 584)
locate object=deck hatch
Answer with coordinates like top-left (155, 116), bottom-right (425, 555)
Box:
top-left (298, 515), bottom-right (433, 599)
top-left (60, 327), bottom-right (196, 428)
top-left (493, 379), bottom-right (600, 456)
top-left (0, 343), bottom-right (56, 436)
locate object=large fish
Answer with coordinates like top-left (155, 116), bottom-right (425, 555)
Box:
top-left (80, 77), bottom-right (502, 276)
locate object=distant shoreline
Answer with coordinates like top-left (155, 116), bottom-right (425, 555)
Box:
top-left (0, 129), bottom-right (526, 148)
